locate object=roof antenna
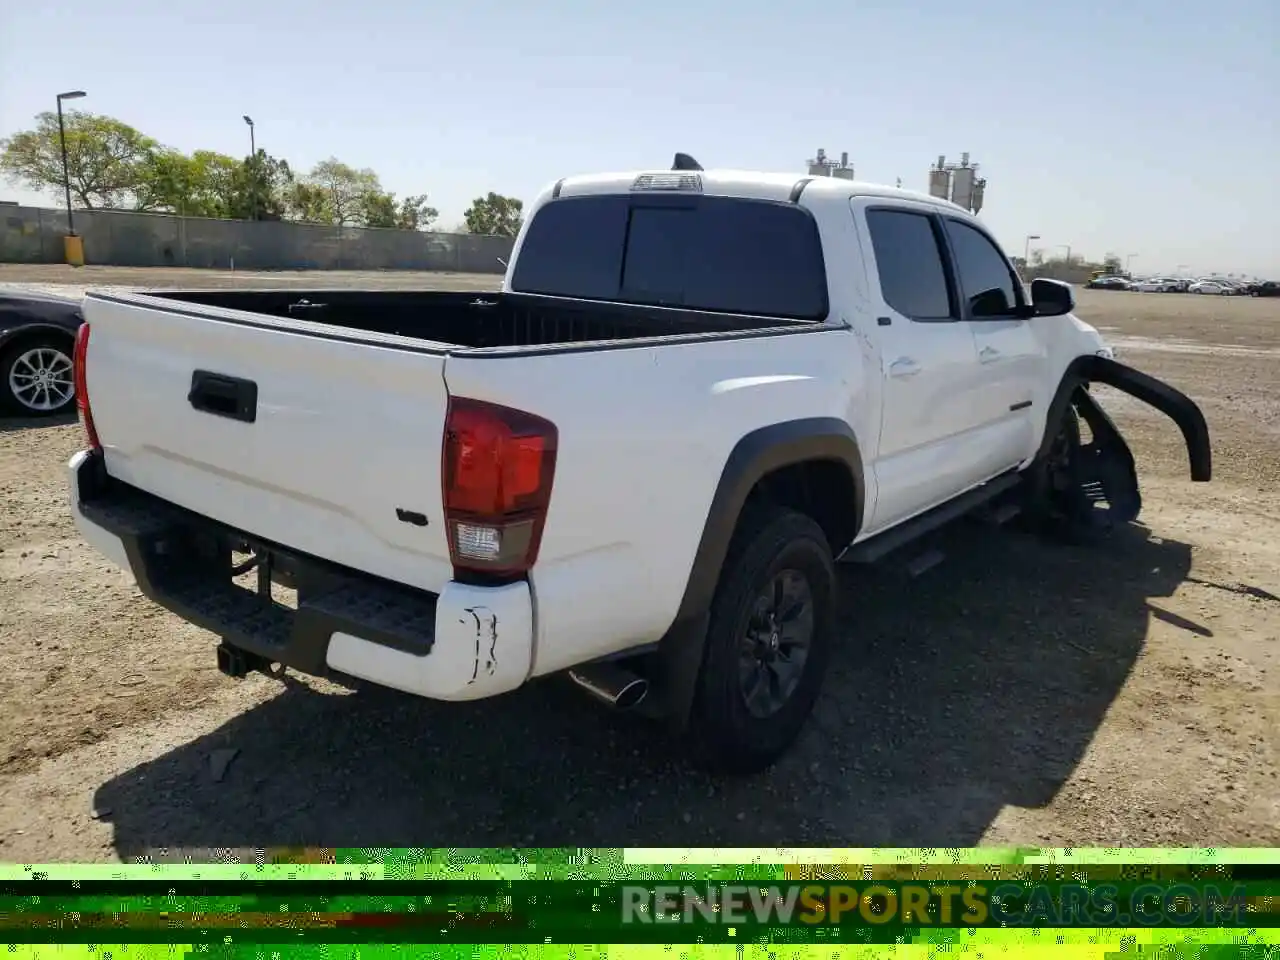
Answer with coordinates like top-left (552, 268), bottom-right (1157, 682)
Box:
top-left (672, 152), bottom-right (703, 171)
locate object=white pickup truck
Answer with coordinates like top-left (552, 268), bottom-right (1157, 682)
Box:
top-left (67, 156), bottom-right (1212, 773)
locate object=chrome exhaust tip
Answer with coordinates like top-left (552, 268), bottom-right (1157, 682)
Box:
top-left (568, 663), bottom-right (649, 711)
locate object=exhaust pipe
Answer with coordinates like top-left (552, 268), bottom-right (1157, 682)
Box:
top-left (568, 663), bottom-right (649, 711)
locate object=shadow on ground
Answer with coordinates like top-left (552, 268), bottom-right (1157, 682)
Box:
top-left (0, 412), bottom-right (76, 433)
top-left (93, 520), bottom-right (1195, 855)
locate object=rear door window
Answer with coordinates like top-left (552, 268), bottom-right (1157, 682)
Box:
top-left (510, 194), bottom-right (828, 320)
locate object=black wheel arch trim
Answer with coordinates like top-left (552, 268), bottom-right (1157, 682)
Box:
top-left (1038, 355), bottom-right (1211, 482)
top-left (0, 322), bottom-right (78, 353)
top-left (654, 417), bottom-right (865, 730)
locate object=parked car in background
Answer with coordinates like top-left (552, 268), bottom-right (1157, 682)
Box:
top-left (1129, 277), bottom-right (1181, 293)
top-left (1189, 281), bottom-right (1232, 295)
top-left (1251, 281), bottom-right (1280, 297)
top-left (0, 291), bottom-right (84, 416)
top-left (1087, 276), bottom-right (1130, 290)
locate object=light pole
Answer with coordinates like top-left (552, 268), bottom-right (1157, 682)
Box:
top-left (56, 90), bottom-right (86, 236)
top-left (1126, 253), bottom-right (1139, 275)
top-left (243, 116), bottom-right (257, 221)
top-left (1056, 243), bottom-right (1072, 263)
top-left (1024, 234), bottom-right (1040, 265)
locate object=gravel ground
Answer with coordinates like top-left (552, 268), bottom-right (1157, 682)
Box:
top-left (1, 267), bottom-right (1277, 860)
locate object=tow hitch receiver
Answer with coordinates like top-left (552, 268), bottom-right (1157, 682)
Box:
top-left (216, 642), bottom-right (265, 678)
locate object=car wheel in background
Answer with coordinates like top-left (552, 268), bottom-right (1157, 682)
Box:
top-left (0, 335), bottom-right (77, 416)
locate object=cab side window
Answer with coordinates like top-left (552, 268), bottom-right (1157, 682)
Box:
top-left (943, 219), bottom-right (1021, 318)
top-left (865, 208), bottom-right (954, 321)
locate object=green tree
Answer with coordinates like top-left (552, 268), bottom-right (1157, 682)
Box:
top-left (3, 109), bottom-right (439, 229)
top-left (229, 150), bottom-right (293, 221)
top-left (359, 190), bottom-right (399, 228)
top-left (463, 192), bottom-right (523, 237)
top-left (137, 149), bottom-right (242, 217)
top-left (0, 110), bottom-right (157, 208)
top-left (1102, 253), bottom-right (1122, 275)
top-left (302, 157), bottom-right (382, 226)
top-left (395, 193), bottom-right (439, 231)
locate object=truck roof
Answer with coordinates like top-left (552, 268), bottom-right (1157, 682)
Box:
top-left (550, 168), bottom-right (972, 215)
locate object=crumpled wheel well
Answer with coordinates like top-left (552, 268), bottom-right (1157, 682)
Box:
top-left (1039, 356), bottom-right (1212, 483)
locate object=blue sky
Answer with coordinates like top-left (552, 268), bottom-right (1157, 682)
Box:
top-left (2, 0), bottom-right (1276, 276)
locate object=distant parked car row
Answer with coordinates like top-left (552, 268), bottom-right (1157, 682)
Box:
top-left (1086, 275), bottom-right (1278, 296)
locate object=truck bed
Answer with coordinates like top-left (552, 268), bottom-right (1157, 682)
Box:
top-left (146, 289), bottom-right (812, 350)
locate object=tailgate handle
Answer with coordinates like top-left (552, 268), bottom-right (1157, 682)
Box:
top-left (188, 370), bottom-right (258, 423)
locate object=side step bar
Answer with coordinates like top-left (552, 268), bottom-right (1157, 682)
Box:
top-left (841, 473), bottom-right (1022, 565)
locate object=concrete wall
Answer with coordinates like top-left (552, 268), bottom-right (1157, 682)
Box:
top-left (0, 205), bottom-right (514, 273)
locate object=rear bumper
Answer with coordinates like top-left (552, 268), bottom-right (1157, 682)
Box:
top-left (66, 450), bottom-right (534, 701)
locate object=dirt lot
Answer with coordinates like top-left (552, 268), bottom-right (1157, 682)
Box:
top-left (1, 265), bottom-right (1277, 860)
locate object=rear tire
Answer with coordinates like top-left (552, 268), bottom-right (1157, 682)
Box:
top-left (685, 505), bottom-right (836, 775)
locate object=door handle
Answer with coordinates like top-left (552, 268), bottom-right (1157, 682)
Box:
top-left (188, 370), bottom-right (258, 423)
top-left (979, 345), bottom-right (1000, 363)
top-left (889, 357), bottom-right (921, 378)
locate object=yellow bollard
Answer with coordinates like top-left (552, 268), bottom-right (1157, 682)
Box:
top-left (63, 234), bottom-right (85, 267)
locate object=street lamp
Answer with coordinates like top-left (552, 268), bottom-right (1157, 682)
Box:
top-left (1056, 243), bottom-right (1072, 263)
top-left (1024, 234), bottom-right (1040, 264)
top-left (55, 90), bottom-right (86, 237)
top-left (243, 116), bottom-right (257, 221)
top-left (1126, 253), bottom-right (1139, 274)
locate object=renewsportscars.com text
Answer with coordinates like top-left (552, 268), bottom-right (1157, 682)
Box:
top-left (620, 883), bottom-right (1250, 927)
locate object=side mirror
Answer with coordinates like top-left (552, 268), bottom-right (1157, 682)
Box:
top-left (1029, 278), bottom-right (1075, 317)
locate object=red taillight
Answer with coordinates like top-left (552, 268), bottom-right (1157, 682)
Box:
top-left (72, 323), bottom-right (100, 450)
top-left (442, 396), bottom-right (557, 576)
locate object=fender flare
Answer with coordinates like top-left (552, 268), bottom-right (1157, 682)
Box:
top-left (1037, 356), bottom-right (1211, 483)
top-left (655, 417), bottom-right (866, 730)
top-left (0, 321), bottom-right (78, 353)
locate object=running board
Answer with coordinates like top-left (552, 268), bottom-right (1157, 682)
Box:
top-left (841, 473), bottom-right (1022, 565)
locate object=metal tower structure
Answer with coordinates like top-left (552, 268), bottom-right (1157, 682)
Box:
top-left (927, 153), bottom-right (987, 214)
top-left (806, 148), bottom-right (854, 180)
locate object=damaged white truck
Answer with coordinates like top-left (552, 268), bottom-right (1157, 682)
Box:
top-left (67, 156), bottom-right (1212, 773)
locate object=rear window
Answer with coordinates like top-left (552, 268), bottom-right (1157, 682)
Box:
top-left (509, 194), bottom-right (828, 320)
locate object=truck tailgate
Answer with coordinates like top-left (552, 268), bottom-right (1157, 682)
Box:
top-left (82, 293), bottom-right (455, 593)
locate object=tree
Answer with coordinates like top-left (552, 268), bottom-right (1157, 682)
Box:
top-left (463, 192), bottom-right (523, 237)
top-left (137, 149), bottom-right (241, 217)
top-left (285, 181), bottom-right (333, 223)
top-left (1102, 253), bottom-right (1122, 275)
top-left (0, 110), bottom-right (157, 208)
top-left (2, 108), bottom-right (442, 229)
top-left (301, 157), bottom-right (382, 226)
top-left (228, 150), bottom-right (292, 221)
top-left (395, 194), bottom-right (439, 231)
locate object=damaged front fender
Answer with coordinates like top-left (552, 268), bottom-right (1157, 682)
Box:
top-left (1048, 356), bottom-right (1212, 483)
